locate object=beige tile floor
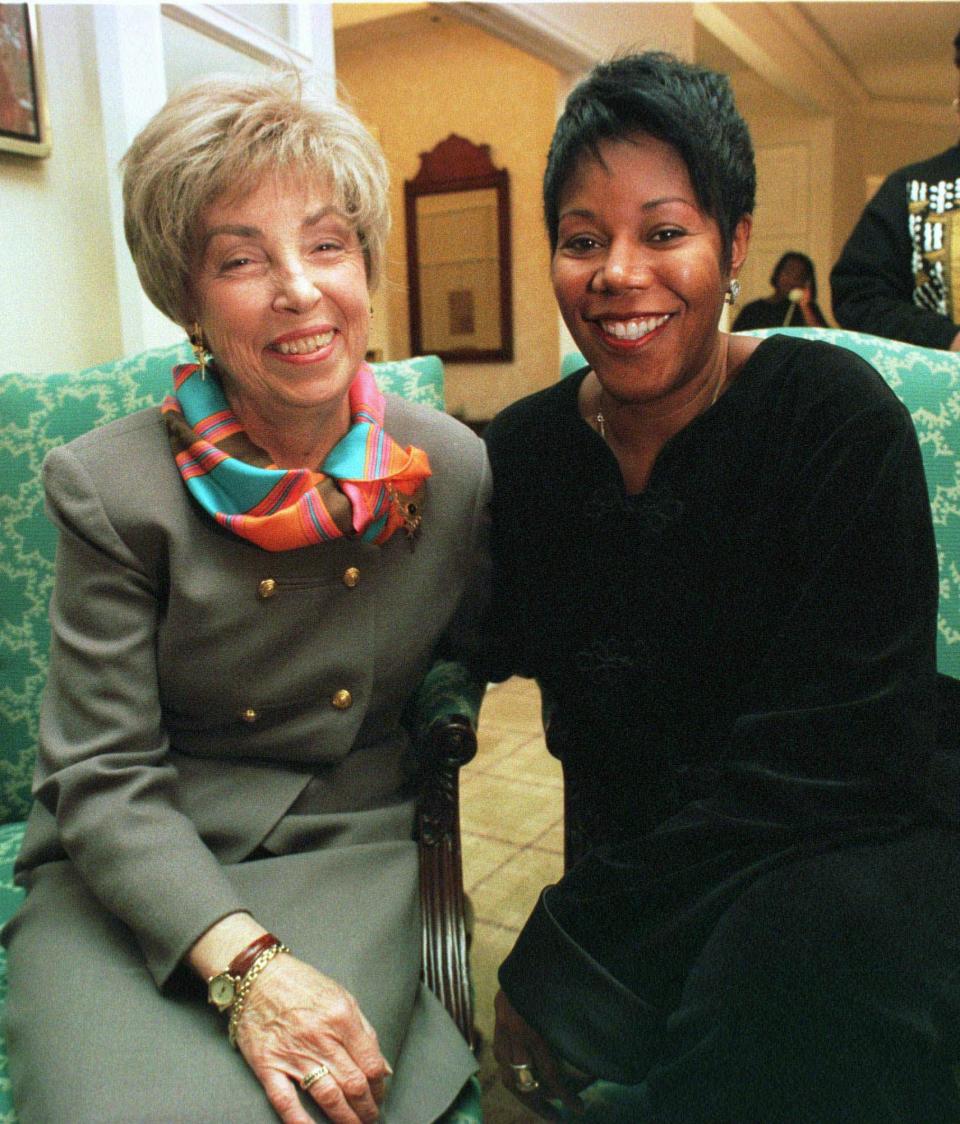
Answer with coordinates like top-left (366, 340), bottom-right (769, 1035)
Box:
top-left (461, 676), bottom-right (565, 1123)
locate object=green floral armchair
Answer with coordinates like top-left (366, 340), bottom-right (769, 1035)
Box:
top-left (0, 342), bottom-right (483, 1122)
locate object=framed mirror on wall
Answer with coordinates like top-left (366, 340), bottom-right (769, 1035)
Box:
top-left (405, 134), bottom-right (513, 363)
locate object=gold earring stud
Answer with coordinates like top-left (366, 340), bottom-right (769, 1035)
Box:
top-left (189, 322), bottom-right (207, 381)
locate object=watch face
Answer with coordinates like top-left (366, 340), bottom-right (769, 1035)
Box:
top-left (209, 973), bottom-right (236, 1010)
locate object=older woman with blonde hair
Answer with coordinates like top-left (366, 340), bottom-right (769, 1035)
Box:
top-left (2, 71), bottom-right (487, 1124)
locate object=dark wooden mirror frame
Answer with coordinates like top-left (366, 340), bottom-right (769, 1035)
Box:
top-left (404, 134), bottom-right (513, 363)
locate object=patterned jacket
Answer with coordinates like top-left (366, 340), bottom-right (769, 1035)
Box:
top-left (831, 144), bottom-right (960, 349)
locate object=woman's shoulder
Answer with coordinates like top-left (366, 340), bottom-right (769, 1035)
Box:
top-left (43, 405), bottom-right (169, 483)
top-left (733, 333), bottom-right (914, 454)
top-left (383, 394), bottom-right (488, 491)
top-left (742, 332), bottom-right (904, 412)
top-left (41, 406), bottom-right (182, 569)
top-left (482, 373), bottom-right (582, 458)
top-left (384, 392), bottom-right (481, 448)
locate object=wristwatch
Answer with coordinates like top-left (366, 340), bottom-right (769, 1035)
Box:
top-left (207, 932), bottom-right (280, 1012)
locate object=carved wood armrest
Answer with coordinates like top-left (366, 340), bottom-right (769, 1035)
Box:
top-left (417, 714), bottom-right (478, 1048)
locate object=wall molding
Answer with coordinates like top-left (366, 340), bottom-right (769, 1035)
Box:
top-left (447, 3), bottom-right (595, 74)
top-left (161, 4), bottom-right (311, 69)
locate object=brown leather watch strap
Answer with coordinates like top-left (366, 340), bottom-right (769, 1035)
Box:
top-left (229, 933), bottom-right (280, 980)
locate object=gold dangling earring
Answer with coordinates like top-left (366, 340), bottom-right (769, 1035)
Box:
top-left (189, 321), bottom-right (207, 380)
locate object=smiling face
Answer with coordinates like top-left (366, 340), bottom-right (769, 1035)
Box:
top-left (552, 134), bottom-right (749, 411)
top-left (191, 171), bottom-right (370, 439)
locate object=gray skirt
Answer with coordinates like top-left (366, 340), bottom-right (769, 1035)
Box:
top-left (3, 802), bottom-right (476, 1123)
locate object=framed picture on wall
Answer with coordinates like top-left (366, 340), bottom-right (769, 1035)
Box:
top-left (0, 4), bottom-right (50, 158)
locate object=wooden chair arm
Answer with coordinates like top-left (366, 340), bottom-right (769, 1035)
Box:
top-left (417, 714), bottom-right (478, 1048)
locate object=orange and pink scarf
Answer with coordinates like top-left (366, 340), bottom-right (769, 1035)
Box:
top-left (161, 362), bottom-right (430, 552)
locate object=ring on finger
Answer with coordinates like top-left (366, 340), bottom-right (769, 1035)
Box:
top-left (509, 1062), bottom-right (540, 1093)
top-left (300, 1064), bottom-right (330, 1090)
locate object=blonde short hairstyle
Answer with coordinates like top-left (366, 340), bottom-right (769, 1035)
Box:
top-left (122, 70), bottom-right (390, 326)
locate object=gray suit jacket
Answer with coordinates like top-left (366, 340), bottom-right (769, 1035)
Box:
top-left (15, 394), bottom-right (490, 983)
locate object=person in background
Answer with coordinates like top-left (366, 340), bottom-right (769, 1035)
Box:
top-left (731, 250), bottom-right (827, 330)
top-left (479, 50), bottom-right (960, 1123)
top-left (831, 29), bottom-right (960, 349)
top-left (2, 71), bottom-right (488, 1124)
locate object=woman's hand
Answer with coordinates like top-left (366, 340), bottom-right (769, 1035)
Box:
top-left (788, 284), bottom-right (812, 307)
top-left (187, 914), bottom-right (389, 1123)
top-left (788, 284), bottom-right (823, 326)
top-left (236, 952), bottom-right (390, 1124)
top-left (493, 989), bottom-right (589, 1120)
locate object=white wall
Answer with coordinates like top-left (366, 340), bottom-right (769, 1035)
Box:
top-left (0, 6), bottom-right (123, 374)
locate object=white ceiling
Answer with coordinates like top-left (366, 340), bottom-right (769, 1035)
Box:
top-left (798, 3), bottom-right (957, 102)
top-left (698, 3), bottom-right (959, 107)
top-left (333, 3), bottom-right (959, 115)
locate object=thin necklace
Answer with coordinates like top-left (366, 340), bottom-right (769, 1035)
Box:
top-left (595, 365), bottom-right (726, 442)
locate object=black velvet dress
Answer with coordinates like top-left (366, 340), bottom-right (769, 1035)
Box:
top-left (482, 334), bottom-right (960, 1122)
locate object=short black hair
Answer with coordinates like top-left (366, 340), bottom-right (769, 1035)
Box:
top-left (543, 52), bottom-right (756, 266)
top-left (770, 251), bottom-right (818, 299)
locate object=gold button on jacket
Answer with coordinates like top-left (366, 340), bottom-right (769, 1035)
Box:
top-left (331, 689), bottom-right (353, 710)
top-left (257, 578), bottom-right (277, 599)
top-left (342, 567), bottom-right (360, 588)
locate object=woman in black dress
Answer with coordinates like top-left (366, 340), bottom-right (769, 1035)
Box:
top-left (481, 52), bottom-right (960, 1123)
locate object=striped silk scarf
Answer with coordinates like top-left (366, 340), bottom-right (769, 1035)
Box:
top-left (160, 362), bottom-right (431, 552)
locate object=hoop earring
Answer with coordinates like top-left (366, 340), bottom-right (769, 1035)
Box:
top-left (725, 278), bottom-right (741, 305)
top-left (189, 322), bottom-right (208, 380)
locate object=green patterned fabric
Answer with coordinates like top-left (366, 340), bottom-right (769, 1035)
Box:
top-left (440, 1075), bottom-right (483, 1123)
top-left (0, 343), bottom-right (482, 1124)
top-left (0, 821), bottom-right (23, 1121)
top-left (557, 1080), bottom-right (647, 1121)
top-left (560, 351), bottom-right (589, 379)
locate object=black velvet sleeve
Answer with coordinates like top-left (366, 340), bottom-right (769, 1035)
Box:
top-left (720, 369), bottom-right (939, 821)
